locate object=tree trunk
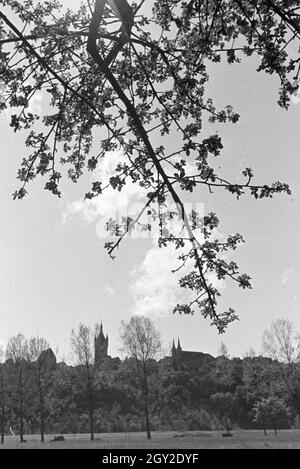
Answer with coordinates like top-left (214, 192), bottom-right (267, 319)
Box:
top-left (1, 405), bottom-right (4, 444)
top-left (225, 415), bottom-right (231, 435)
top-left (39, 389), bottom-right (45, 443)
top-left (263, 417), bottom-right (267, 436)
top-left (20, 405), bottom-right (24, 443)
top-left (88, 386), bottom-right (94, 441)
top-left (89, 408), bottom-right (94, 441)
top-left (144, 402), bottom-right (151, 440)
top-left (19, 371), bottom-right (25, 443)
top-left (143, 371), bottom-right (151, 440)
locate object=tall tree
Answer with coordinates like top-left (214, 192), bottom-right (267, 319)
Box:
top-left (218, 342), bottom-right (230, 358)
top-left (262, 319), bottom-right (300, 413)
top-left (120, 315), bottom-right (161, 439)
top-left (262, 319), bottom-right (300, 364)
top-left (252, 396), bottom-right (290, 436)
top-left (27, 337), bottom-right (56, 443)
top-left (70, 323), bottom-right (101, 441)
top-left (6, 333), bottom-right (29, 443)
top-left (211, 391), bottom-right (236, 436)
top-left (0, 1), bottom-right (298, 330)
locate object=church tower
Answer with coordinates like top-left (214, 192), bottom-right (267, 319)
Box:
top-left (176, 338), bottom-right (182, 359)
top-left (172, 339), bottom-right (176, 358)
top-left (94, 323), bottom-right (108, 368)
top-left (171, 338), bottom-right (182, 360)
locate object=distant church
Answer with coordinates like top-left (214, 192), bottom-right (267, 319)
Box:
top-left (94, 323), bottom-right (109, 368)
top-left (172, 338), bottom-right (213, 365)
top-left (93, 324), bottom-right (213, 368)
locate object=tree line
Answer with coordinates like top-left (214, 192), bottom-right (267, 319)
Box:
top-left (0, 316), bottom-right (300, 443)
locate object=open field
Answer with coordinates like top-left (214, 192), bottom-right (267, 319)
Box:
top-left (0, 429), bottom-right (300, 449)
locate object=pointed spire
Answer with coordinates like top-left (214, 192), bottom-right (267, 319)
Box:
top-left (172, 339), bottom-right (176, 356)
top-left (177, 338), bottom-right (181, 350)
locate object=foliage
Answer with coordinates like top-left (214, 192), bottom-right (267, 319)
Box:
top-left (262, 319), bottom-right (300, 413)
top-left (212, 356), bottom-right (241, 391)
top-left (0, 1), bottom-right (298, 330)
top-left (211, 391), bottom-right (236, 434)
top-left (252, 396), bottom-right (291, 435)
top-left (5, 333), bottom-right (32, 442)
top-left (218, 342), bottom-right (230, 358)
top-left (70, 323), bottom-right (102, 440)
top-left (1, 318), bottom-right (300, 436)
top-left (262, 319), bottom-right (300, 364)
top-left (1, 342), bottom-right (300, 435)
top-left (120, 315), bottom-right (162, 439)
top-left (120, 315), bottom-right (162, 363)
top-left (26, 336), bottom-right (56, 442)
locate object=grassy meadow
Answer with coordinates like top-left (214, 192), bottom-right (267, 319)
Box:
top-left (0, 429), bottom-right (300, 449)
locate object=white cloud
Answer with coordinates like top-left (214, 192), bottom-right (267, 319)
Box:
top-left (65, 146), bottom-right (226, 318)
top-left (130, 243), bottom-right (190, 318)
top-left (64, 148), bottom-right (148, 235)
top-left (1, 91), bottom-right (43, 122)
top-left (130, 221), bottom-right (226, 318)
top-left (64, 146), bottom-right (204, 226)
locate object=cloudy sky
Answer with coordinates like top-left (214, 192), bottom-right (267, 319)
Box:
top-left (0, 2), bottom-right (300, 361)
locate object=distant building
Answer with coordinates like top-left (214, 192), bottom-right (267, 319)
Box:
top-left (94, 323), bottom-right (109, 368)
top-left (171, 338), bottom-right (213, 366)
top-left (38, 348), bottom-right (57, 368)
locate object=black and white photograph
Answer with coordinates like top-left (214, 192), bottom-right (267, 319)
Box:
top-left (0, 0), bottom-right (300, 453)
